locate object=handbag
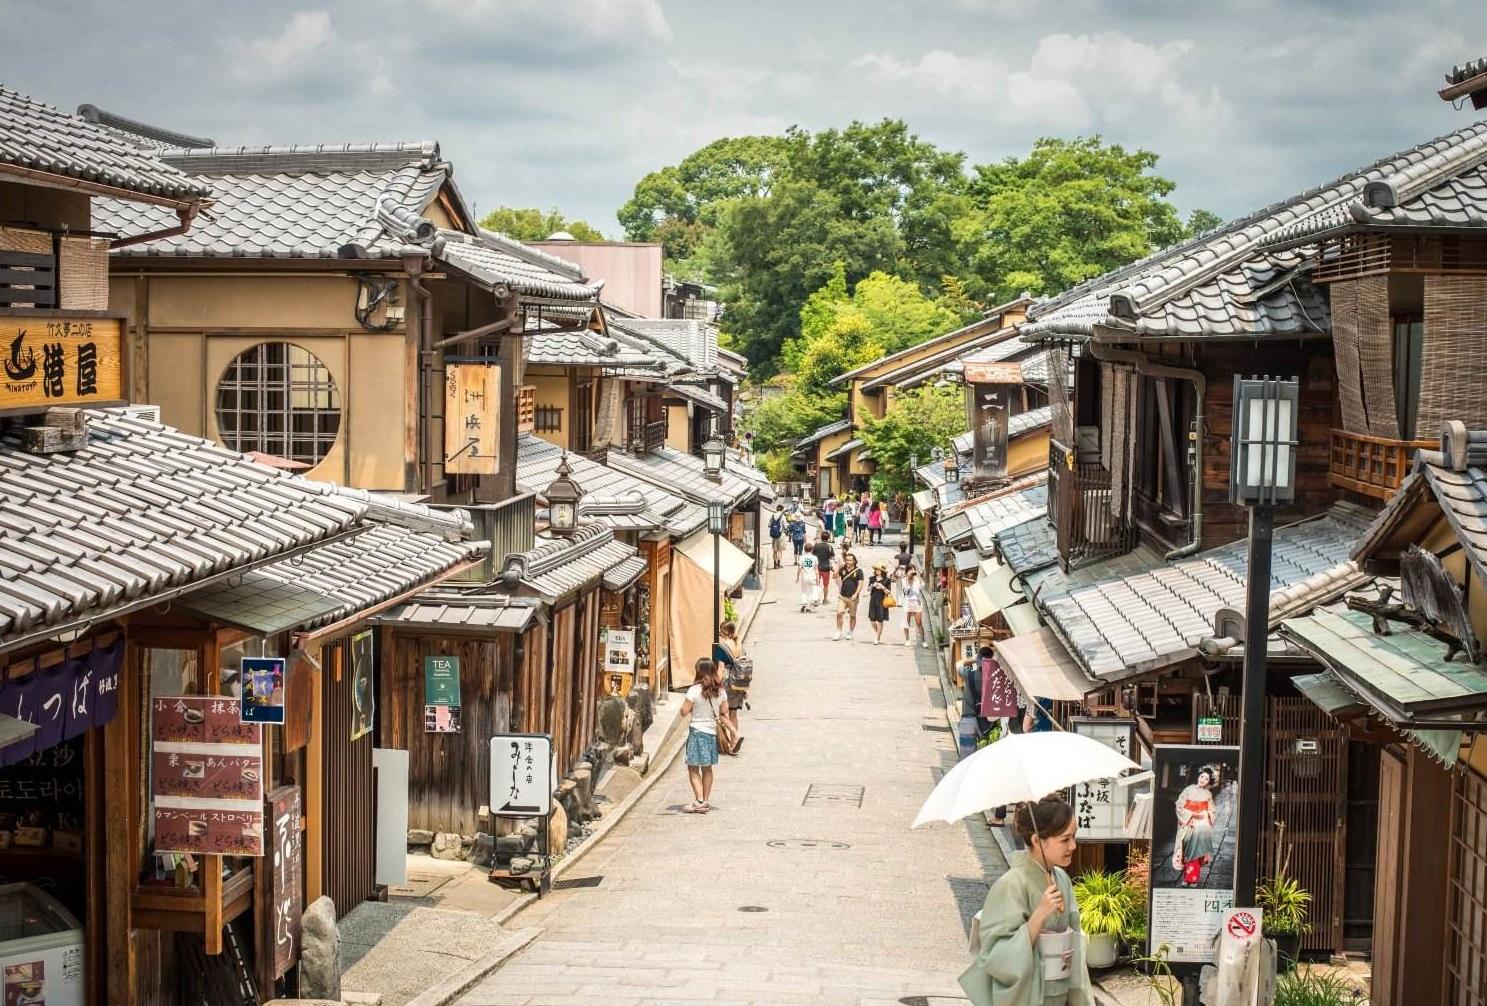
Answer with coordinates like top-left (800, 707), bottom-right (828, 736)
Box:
top-left (883, 591), bottom-right (897, 609)
top-left (715, 699), bottom-right (740, 754)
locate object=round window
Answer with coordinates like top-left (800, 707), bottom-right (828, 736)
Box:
top-left (215, 342), bottom-right (342, 467)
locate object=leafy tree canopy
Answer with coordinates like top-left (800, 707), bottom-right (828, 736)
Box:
top-left (478, 206), bottom-right (604, 242)
top-left (738, 381), bottom-right (845, 456)
top-left (858, 384), bottom-right (967, 493)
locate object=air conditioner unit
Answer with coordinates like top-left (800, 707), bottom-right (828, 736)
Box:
top-left (122, 404), bottom-right (162, 423)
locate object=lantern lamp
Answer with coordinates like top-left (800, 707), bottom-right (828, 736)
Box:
top-left (545, 452), bottom-right (583, 535)
top-left (1229, 376), bottom-right (1299, 506)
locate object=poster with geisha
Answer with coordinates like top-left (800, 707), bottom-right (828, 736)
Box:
top-left (1148, 744), bottom-right (1239, 964)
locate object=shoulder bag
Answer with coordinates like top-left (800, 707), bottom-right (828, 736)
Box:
top-left (713, 696), bottom-right (739, 754)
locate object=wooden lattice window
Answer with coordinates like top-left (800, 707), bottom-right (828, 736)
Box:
top-left (1448, 767), bottom-right (1487, 1005)
top-left (216, 342), bottom-right (341, 466)
top-left (517, 386), bottom-right (536, 433)
top-left (534, 405), bottom-right (562, 433)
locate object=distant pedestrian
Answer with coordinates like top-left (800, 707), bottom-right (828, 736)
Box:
top-left (866, 562), bottom-right (893, 644)
top-left (798, 542), bottom-right (820, 610)
top-left (768, 505), bottom-right (785, 569)
top-left (961, 796), bottom-right (1091, 1006)
top-left (680, 658), bottom-right (725, 813)
top-left (788, 513), bottom-right (807, 564)
top-left (812, 531), bottom-right (836, 599)
top-left (834, 553), bottom-right (865, 641)
top-left (893, 539), bottom-right (916, 589)
top-left (713, 621), bottom-right (748, 754)
top-left (901, 567), bottom-right (926, 647)
top-left (867, 499), bottom-right (884, 544)
top-left (833, 502), bottom-right (847, 539)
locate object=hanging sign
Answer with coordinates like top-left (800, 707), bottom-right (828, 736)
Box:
top-left (424, 655), bottom-right (462, 733)
top-left (969, 381), bottom-right (1014, 481)
top-left (602, 629), bottom-right (636, 698)
top-left (266, 785), bottom-right (304, 979)
top-left (0, 316), bottom-right (124, 412)
top-left (1067, 718), bottom-right (1136, 842)
top-left (240, 657), bottom-right (286, 724)
top-left (151, 697), bottom-right (265, 856)
top-left (1148, 744), bottom-right (1240, 965)
top-left (0, 636), bottom-right (123, 767)
top-left (1197, 717), bottom-right (1223, 744)
top-left (349, 630), bottom-right (375, 742)
top-left (444, 363), bottom-right (499, 475)
top-left (490, 733), bottom-right (553, 818)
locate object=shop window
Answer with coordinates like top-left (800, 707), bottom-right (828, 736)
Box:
top-left (216, 341), bottom-right (341, 467)
top-left (534, 405), bottom-right (562, 433)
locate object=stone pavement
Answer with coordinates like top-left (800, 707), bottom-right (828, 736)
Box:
top-left (457, 540), bottom-right (1008, 1006)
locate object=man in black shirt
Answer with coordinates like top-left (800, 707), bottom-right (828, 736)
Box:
top-left (834, 553), bottom-right (865, 641)
top-left (811, 531), bottom-right (836, 599)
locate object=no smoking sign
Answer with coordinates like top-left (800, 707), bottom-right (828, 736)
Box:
top-left (1226, 910), bottom-right (1259, 940)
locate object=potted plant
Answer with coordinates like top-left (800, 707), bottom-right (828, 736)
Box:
top-left (1257, 872), bottom-right (1313, 972)
top-left (1121, 846), bottom-right (1151, 959)
top-left (1073, 870), bottom-right (1131, 968)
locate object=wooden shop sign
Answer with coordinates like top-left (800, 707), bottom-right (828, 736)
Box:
top-left (444, 363), bottom-right (500, 475)
top-left (963, 360), bottom-right (1023, 386)
top-left (0, 316), bottom-right (123, 413)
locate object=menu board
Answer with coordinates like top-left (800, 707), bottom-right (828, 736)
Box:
top-left (490, 733), bottom-right (553, 817)
top-left (151, 696), bottom-right (264, 856)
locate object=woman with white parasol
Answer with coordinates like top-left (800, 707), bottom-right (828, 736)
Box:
top-left (914, 729), bottom-right (1139, 1006)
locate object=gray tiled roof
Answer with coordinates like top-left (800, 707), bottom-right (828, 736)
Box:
top-left (525, 326), bottom-right (657, 368)
top-left (939, 478), bottom-right (1048, 555)
top-left (1448, 59), bottom-right (1487, 86)
top-left (0, 85), bottom-right (210, 202)
top-left (606, 445), bottom-right (757, 508)
top-left (511, 525), bottom-right (638, 600)
top-left (995, 517), bottom-right (1058, 576)
top-left (176, 522), bottom-right (485, 634)
top-left (439, 230), bottom-right (599, 302)
top-left (824, 437), bottom-right (864, 463)
top-left (603, 553), bottom-right (649, 592)
top-left (516, 434), bottom-right (705, 537)
top-left (1024, 119), bottom-right (1487, 342)
top-left (796, 418), bottom-right (852, 449)
top-left (377, 591), bottom-right (539, 633)
top-left (666, 382), bottom-right (727, 414)
top-left (1009, 405), bottom-right (1054, 438)
top-left (1263, 160), bottom-right (1487, 250)
top-left (1042, 510), bottom-right (1371, 680)
top-left (608, 318), bottom-right (717, 372)
top-left (0, 412), bottom-right (367, 649)
top-left (1356, 453), bottom-right (1487, 589)
top-left (861, 326), bottom-right (1019, 392)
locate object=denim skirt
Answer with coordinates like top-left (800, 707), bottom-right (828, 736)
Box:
top-left (686, 727), bottom-right (719, 766)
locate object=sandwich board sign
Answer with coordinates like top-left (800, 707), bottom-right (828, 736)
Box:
top-left (490, 733), bottom-right (554, 818)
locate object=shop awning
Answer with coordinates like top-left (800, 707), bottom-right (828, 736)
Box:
top-left (375, 595), bottom-right (539, 634)
top-left (1292, 671), bottom-right (1367, 718)
top-left (603, 554), bottom-right (648, 592)
top-left (967, 562), bottom-right (1022, 622)
top-left (912, 488), bottom-right (937, 511)
top-left (677, 529), bottom-right (755, 593)
top-left (1002, 601), bottom-right (1042, 636)
top-left (995, 626), bottom-right (1098, 702)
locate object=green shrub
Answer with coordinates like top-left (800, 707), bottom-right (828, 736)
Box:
top-left (1258, 873), bottom-right (1314, 936)
top-left (1273, 968), bottom-right (1364, 1006)
top-left (1073, 870), bottom-right (1134, 938)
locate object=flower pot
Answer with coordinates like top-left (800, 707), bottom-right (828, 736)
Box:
top-left (1269, 932), bottom-right (1302, 972)
top-left (1086, 932), bottom-right (1119, 969)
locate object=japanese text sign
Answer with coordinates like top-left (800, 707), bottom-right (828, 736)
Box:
top-left (1067, 718), bottom-right (1136, 842)
top-left (151, 696), bottom-right (265, 856)
top-left (267, 785), bottom-right (304, 979)
top-left (444, 363), bottom-right (499, 475)
top-left (0, 637), bottom-right (122, 767)
top-left (490, 733), bottom-right (553, 818)
top-left (0, 316), bottom-right (123, 412)
top-left (240, 657), bottom-right (286, 724)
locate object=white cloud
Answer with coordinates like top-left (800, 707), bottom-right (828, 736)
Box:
top-left (423, 0), bottom-right (671, 46)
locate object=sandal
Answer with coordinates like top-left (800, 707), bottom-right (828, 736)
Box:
top-left (699, 802), bottom-right (711, 813)
top-left (684, 801), bottom-right (705, 814)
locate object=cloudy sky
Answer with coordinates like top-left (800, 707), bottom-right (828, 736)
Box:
top-left (8, 1), bottom-right (1483, 234)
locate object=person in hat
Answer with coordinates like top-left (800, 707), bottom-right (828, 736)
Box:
top-left (866, 561), bottom-right (894, 644)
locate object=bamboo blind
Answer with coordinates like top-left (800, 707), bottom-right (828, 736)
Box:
top-left (1448, 765), bottom-right (1487, 1006)
top-left (1421, 274), bottom-right (1487, 433)
top-left (1330, 276), bottom-right (1397, 437)
top-left (1048, 346), bottom-right (1073, 445)
top-left (58, 234), bottom-right (110, 310)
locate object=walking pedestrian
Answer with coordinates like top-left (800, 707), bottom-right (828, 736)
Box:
top-left (866, 561), bottom-right (893, 644)
top-left (812, 531), bottom-right (836, 601)
top-left (680, 658), bottom-right (725, 813)
top-left (960, 796), bottom-right (1092, 1006)
top-left (901, 567), bottom-right (926, 647)
top-left (768, 505), bottom-right (785, 569)
top-left (713, 621), bottom-right (748, 754)
top-left (867, 499), bottom-right (884, 545)
top-left (834, 553), bottom-right (865, 641)
top-left (893, 538), bottom-right (916, 589)
top-left (833, 500), bottom-right (847, 540)
top-left (788, 512), bottom-right (807, 564)
top-left (857, 495), bottom-right (873, 545)
top-left (798, 541), bottom-right (820, 610)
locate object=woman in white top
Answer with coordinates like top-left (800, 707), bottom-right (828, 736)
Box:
top-left (679, 658), bottom-right (724, 813)
top-left (902, 568), bottom-right (927, 648)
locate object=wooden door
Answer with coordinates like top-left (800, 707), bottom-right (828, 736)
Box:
top-left (1343, 742), bottom-right (1379, 954)
top-left (320, 637), bottom-right (375, 917)
top-left (1373, 747), bottom-right (1406, 1003)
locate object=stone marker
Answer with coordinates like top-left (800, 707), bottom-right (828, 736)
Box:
top-left (548, 803), bottom-right (568, 856)
top-left (429, 831), bottom-right (464, 860)
top-left (406, 828), bottom-right (434, 846)
top-left (299, 895), bottom-right (341, 1001)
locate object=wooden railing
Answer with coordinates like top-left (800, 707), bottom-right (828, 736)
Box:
top-left (1049, 439), bottom-right (1138, 569)
top-left (1329, 429), bottom-right (1434, 500)
top-left (0, 248), bottom-right (57, 308)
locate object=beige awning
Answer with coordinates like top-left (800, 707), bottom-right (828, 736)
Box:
top-left (1002, 601), bottom-right (1042, 636)
top-left (967, 562), bottom-right (1022, 622)
top-left (994, 626), bottom-right (1098, 702)
top-left (676, 528), bottom-right (755, 593)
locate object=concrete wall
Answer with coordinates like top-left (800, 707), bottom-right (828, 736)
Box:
top-left (527, 242), bottom-right (662, 318)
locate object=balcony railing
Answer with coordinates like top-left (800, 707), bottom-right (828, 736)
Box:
top-left (628, 419), bottom-right (667, 455)
top-left (1049, 439), bottom-right (1138, 569)
top-left (1329, 429), bottom-right (1434, 501)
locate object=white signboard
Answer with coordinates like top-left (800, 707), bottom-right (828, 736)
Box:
top-left (490, 733), bottom-right (554, 818)
top-left (372, 748), bottom-right (408, 886)
top-left (1068, 718), bottom-right (1136, 842)
top-left (604, 629), bottom-right (636, 675)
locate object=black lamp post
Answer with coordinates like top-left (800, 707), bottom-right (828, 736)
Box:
top-left (907, 452), bottom-right (918, 554)
top-left (943, 451), bottom-right (960, 485)
top-left (708, 500), bottom-right (727, 659)
top-left (546, 453), bottom-right (583, 536)
top-left (1230, 375), bottom-right (1299, 908)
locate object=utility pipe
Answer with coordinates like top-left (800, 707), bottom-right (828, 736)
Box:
top-left (406, 258), bottom-right (435, 495)
top-left (1086, 340), bottom-right (1206, 559)
top-left (110, 205), bottom-right (200, 248)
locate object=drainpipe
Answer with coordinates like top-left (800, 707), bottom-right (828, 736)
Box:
top-left (111, 205), bottom-right (200, 248)
top-left (1086, 339), bottom-right (1206, 559)
top-left (406, 257), bottom-right (435, 496)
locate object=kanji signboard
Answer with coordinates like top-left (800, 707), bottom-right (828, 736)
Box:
top-left (1067, 718), bottom-right (1136, 842)
top-left (0, 317), bottom-right (123, 412)
top-left (150, 696), bottom-right (265, 856)
top-left (266, 785), bottom-right (304, 979)
top-left (444, 363), bottom-right (499, 475)
top-left (490, 733), bottom-right (553, 818)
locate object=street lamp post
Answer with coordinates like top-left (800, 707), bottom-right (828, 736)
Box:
top-left (1230, 375), bottom-right (1299, 908)
top-left (545, 453), bottom-right (583, 536)
top-left (708, 500), bottom-right (727, 660)
top-left (907, 452), bottom-right (918, 554)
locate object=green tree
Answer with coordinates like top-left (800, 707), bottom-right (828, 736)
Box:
top-left (1186, 208), bottom-right (1224, 235)
top-left (859, 384), bottom-right (966, 493)
top-left (479, 206), bottom-right (604, 242)
top-left (957, 137), bottom-right (1188, 302)
top-left (738, 382), bottom-right (845, 455)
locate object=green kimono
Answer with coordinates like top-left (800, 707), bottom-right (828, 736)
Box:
top-left (960, 851), bottom-right (1094, 1006)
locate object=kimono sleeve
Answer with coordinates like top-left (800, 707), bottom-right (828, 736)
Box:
top-left (974, 871), bottom-right (1041, 1005)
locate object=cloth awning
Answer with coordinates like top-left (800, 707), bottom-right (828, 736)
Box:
top-left (967, 562), bottom-right (1022, 622)
top-left (676, 528), bottom-right (755, 593)
top-left (995, 626), bottom-right (1098, 702)
top-left (603, 554), bottom-right (648, 592)
top-left (912, 488), bottom-right (937, 512)
top-left (1002, 601), bottom-right (1042, 637)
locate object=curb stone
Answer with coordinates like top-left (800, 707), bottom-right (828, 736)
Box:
top-left (401, 928), bottom-right (541, 1006)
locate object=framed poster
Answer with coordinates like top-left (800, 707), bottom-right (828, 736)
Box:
top-left (349, 631), bottom-right (375, 742)
top-left (1067, 718), bottom-right (1136, 842)
top-left (240, 657), bottom-right (286, 725)
top-left (1148, 744), bottom-right (1240, 965)
top-left (424, 655), bottom-right (461, 734)
top-left (490, 733), bottom-right (553, 818)
top-left (150, 697), bottom-right (265, 856)
top-left (602, 629), bottom-right (636, 698)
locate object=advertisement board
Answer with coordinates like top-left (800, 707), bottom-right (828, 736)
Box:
top-left (1067, 718), bottom-right (1136, 842)
top-left (489, 733), bottom-right (553, 818)
top-left (150, 697), bottom-right (264, 856)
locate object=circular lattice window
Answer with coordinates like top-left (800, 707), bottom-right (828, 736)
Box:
top-left (215, 342), bottom-right (342, 467)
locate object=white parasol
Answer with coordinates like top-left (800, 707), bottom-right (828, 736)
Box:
top-left (913, 731), bottom-right (1142, 828)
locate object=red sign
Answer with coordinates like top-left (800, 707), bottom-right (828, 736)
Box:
top-left (154, 806), bottom-right (264, 857)
top-left (151, 696), bottom-right (260, 745)
top-left (151, 696), bottom-right (265, 857)
top-left (152, 751), bottom-right (263, 800)
top-left (1226, 910), bottom-right (1258, 940)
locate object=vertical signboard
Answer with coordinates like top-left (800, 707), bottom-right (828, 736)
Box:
top-left (266, 785), bottom-right (303, 979)
top-left (965, 361), bottom-right (1022, 482)
top-left (423, 655), bottom-right (462, 733)
top-left (349, 630), bottom-right (375, 742)
top-left (602, 628), bottom-right (636, 697)
top-left (490, 733), bottom-right (553, 817)
top-left (1148, 744), bottom-right (1240, 964)
top-left (1068, 718), bottom-right (1136, 842)
top-left (240, 656), bottom-right (286, 724)
top-left (151, 697), bottom-right (265, 856)
top-left (444, 363), bottom-right (499, 475)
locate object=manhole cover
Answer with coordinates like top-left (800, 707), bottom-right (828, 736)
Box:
top-left (738, 905), bottom-right (768, 912)
top-left (552, 875), bottom-right (603, 891)
top-left (921, 723), bottom-right (952, 733)
top-left (767, 839), bottom-right (850, 850)
top-left (803, 783), bottom-right (865, 808)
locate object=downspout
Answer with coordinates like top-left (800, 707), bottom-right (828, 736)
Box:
top-left (111, 205), bottom-right (200, 248)
top-left (406, 257), bottom-right (435, 496)
top-left (1086, 339), bottom-right (1206, 559)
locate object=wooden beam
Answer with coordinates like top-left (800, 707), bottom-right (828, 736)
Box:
top-left (104, 641), bottom-right (139, 1005)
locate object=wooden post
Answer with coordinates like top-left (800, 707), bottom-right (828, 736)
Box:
top-left (104, 640), bottom-right (139, 1005)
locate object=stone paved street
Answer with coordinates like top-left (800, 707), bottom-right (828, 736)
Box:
top-left (458, 540), bottom-right (1008, 1006)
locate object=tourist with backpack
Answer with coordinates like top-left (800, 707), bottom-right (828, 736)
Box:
top-left (768, 505), bottom-right (785, 569)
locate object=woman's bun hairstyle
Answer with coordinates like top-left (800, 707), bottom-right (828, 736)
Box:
top-left (1013, 795), bottom-right (1076, 843)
